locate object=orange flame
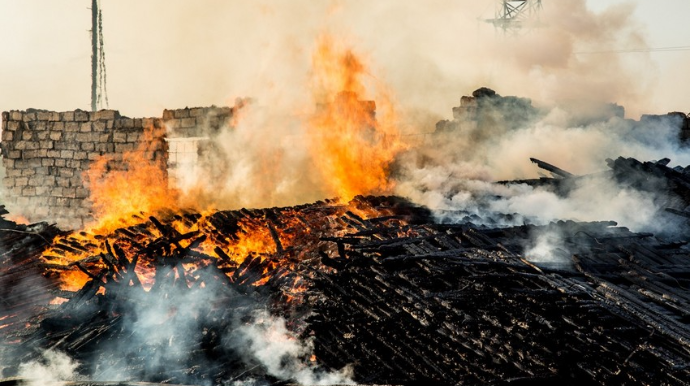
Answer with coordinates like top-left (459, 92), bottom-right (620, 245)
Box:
top-left (84, 123), bottom-right (180, 232)
top-left (42, 194), bottom-right (396, 302)
top-left (40, 35), bottom-right (408, 297)
top-left (43, 210), bottom-right (290, 292)
top-left (308, 35), bottom-right (405, 201)
top-left (6, 214), bottom-right (29, 225)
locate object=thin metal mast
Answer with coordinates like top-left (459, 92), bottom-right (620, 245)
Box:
top-left (91, 0), bottom-right (98, 112)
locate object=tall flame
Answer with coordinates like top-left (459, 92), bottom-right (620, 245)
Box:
top-left (84, 123), bottom-right (180, 232)
top-left (42, 34), bottom-right (410, 294)
top-left (308, 35), bottom-right (405, 200)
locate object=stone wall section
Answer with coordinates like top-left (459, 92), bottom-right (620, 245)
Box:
top-left (0, 109), bottom-right (166, 229)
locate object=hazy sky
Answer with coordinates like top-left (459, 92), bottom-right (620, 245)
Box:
top-left (0, 0), bottom-right (688, 119)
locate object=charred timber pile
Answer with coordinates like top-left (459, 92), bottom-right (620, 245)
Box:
top-left (519, 156), bottom-right (690, 235)
top-left (2, 185), bottom-right (690, 384)
top-left (0, 208), bottom-right (62, 348)
top-left (308, 219), bottom-right (690, 385)
top-left (0, 196), bottom-right (431, 384)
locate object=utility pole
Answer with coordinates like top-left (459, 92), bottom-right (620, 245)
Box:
top-left (90, 0), bottom-right (108, 111)
top-left (91, 0), bottom-right (98, 112)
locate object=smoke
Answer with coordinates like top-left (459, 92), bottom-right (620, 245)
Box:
top-left (139, 0), bottom-right (670, 217)
top-left (2, 1), bottom-right (673, 214)
top-left (17, 350), bottom-right (81, 385)
top-left (392, 84), bottom-right (689, 237)
top-left (489, 175), bottom-right (661, 231)
top-left (174, 104), bottom-right (328, 210)
top-left (34, 263), bottom-right (353, 385)
top-left (2, 0), bottom-right (661, 120)
top-left (228, 310), bottom-right (353, 385)
top-left (85, 267), bottom-right (242, 384)
top-left (523, 228), bottom-right (569, 265)
top-left (5, 0), bottom-right (687, 119)
top-left (172, 33), bottom-right (405, 209)
top-left (79, 0), bottom-right (660, 119)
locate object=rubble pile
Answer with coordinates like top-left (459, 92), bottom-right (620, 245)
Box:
top-left (0, 177), bottom-right (689, 384)
top-left (308, 216), bottom-right (690, 384)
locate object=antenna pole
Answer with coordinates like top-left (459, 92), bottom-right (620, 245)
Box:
top-left (91, 0), bottom-right (98, 112)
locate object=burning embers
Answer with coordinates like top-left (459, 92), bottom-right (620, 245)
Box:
top-left (0, 38), bottom-right (419, 383)
top-left (3, 191), bottom-right (690, 385)
top-left (32, 35), bottom-right (409, 305)
top-left (41, 196), bottom-right (394, 299)
top-left (1, 196), bottom-right (425, 384)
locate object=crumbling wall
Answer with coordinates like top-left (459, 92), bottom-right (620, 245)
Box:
top-left (0, 109), bottom-right (166, 229)
top-left (640, 112), bottom-right (690, 142)
top-left (436, 87), bottom-right (538, 135)
top-left (161, 106), bottom-right (235, 190)
top-left (437, 87), bottom-right (690, 144)
top-left (162, 106), bottom-right (233, 139)
top-left (0, 105), bottom-right (238, 229)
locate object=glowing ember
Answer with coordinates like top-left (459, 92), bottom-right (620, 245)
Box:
top-left (40, 196), bottom-right (393, 298)
top-left (6, 214), bottom-right (29, 225)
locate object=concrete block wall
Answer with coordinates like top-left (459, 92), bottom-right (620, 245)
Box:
top-left (162, 106), bottom-right (233, 138)
top-left (0, 109), bottom-right (166, 229)
top-left (161, 105), bottom-right (236, 190)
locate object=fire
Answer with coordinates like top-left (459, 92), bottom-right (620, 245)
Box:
top-left (41, 196), bottom-right (389, 296)
top-left (308, 35), bottom-right (405, 201)
top-left (83, 123), bottom-right (180, 232)
top-left (221, 226), bottom-right (276, 262)
top-left (43, 209), bottom-right (293, 293)
top-left (6, 214), bottom-right (29, 224)
top-left (56, 269), bottom-right (91, 292)
top-left (39, 35), bottom-right (408, 300)
top-left (42, 123), bottom-right (185, 291)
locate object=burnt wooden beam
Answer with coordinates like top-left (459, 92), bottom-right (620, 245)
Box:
top-left (530, 158), bottom-right (574, 178)
top-left (267, 223), bottom-right (283, 254)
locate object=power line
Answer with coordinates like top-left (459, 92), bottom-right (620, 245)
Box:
top-left (575, 46), bottom-right (690, 55)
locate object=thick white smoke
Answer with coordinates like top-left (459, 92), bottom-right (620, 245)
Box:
top-left (17, 350), bottom-right (81, 385)
top-left (87, 0), bottom-right (665, 118)
top-left (2, 1), bottom-right (688, 382)
top-left (393, 98), bottom-right (688, 235)
top-left (50, 267), bottom-right (353, 385)
top-left (173, 104), bottom-right (328, 210)
top-left (228, 310), bottom-right (353, 385)
top-left (152, 0), bottom-right (678, 228)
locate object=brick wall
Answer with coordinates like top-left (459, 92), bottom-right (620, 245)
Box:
top-left (0, 109), bottom-right (167, 229)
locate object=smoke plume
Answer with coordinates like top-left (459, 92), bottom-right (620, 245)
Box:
top-left (393, 87), bottom-right (689, 236)
top-left (89, 0), bottom-right (662, 118)
top-left (228, 310), bottom-right (353, 385)
top-left (17, 350), bottom-right (81, 385)
top-left (15, 263), bottom-right (353, 385)
top-left (145, 0), bottom-right (675, 228)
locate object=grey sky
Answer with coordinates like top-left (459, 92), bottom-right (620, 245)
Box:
top-left (0, 0), bottom-right (688, 119)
